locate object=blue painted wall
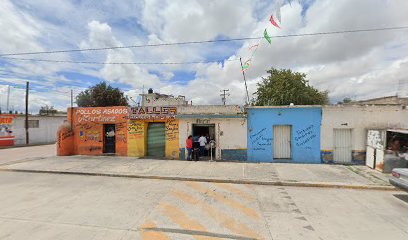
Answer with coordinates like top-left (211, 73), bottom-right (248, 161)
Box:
top-left (247, 107), bottom-right (322, 163)
top-left (221, 149), bottom-right (247, 161)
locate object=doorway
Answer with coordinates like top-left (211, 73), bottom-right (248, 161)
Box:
top-left (333, 129), bottom-right (352, 163)
top-left (103, 124), bottom-right (116, 154)
top-left (192, 124), bottom-right (216, 158)
top-left (273, 125), bottom-right (292, 159)
top-left (147, 122), bottom-right (166, 158)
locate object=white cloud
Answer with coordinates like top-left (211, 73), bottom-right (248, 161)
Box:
top-left (0, 0), bottom-right (43, 54)
top-left (80, 20), bottom-right (161, 88)
top-left (1, 0), bottom-right (408, 112)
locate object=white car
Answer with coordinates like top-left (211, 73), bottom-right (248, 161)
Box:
top-left (389, 168), bottom-right (408, 192)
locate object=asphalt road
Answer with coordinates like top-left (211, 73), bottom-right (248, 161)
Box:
top-left (0, 171), bottom-right (407, 240)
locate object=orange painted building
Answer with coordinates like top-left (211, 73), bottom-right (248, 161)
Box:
top-left (61, 106), bottom-right (179, 159)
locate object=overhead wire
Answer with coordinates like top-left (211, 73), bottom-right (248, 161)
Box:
top-left (0, 57), bottom-right (240, 65)
top-left (0, 26), bottom-right (407, 57)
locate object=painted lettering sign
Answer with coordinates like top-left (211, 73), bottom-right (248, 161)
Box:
top-left (75, 107), bottom-right (128, 123)
top-left (166, 118), bottom-right (179, 141)
top-left (127, 106), bottom-right (177, 120)
top-left (128, 121), bottom-right (144, 138)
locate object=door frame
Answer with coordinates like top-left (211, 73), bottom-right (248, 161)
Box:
top-left (103, 124), bottom-right (116, 154)
top-left (273, 125), bottom-right (292, 160)
top-left (333, 128), bottom-right (352, 163)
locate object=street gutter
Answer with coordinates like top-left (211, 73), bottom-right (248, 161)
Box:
top-left (0, 168), bottom-right (399, 191)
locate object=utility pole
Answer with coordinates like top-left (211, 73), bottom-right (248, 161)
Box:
top-left (220, 89), bottom-right (230, 105)
top-left (6, 85), bottom-right (10, 112)
top-left (25, 81), bottom-right (29, 145)
top-left (239, 57), bottom-right (250, 105)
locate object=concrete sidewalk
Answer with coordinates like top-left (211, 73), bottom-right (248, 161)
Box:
top-left (0, 155), bottom-right (394, 190)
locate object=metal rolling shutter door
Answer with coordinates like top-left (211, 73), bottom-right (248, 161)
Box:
top-left (147, 123), bottom-right (166, 157)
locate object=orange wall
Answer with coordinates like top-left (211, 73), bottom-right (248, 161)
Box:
top-left (69, 107), bottom-right (128, 156)
top-left (67, 107), bottom-right (179, 159)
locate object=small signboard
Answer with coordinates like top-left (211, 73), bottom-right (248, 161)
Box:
top-left (0, 114), bottom-right (16, 146)
top-left (127, 106), bottom-right (177, 120)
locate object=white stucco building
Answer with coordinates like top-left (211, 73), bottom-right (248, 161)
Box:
top-left (13, 115), bottom-right (67, 145)
top-left (177, 105), bottom-right (247, 161)
top-left (321, 105), bottom-right (408, 164)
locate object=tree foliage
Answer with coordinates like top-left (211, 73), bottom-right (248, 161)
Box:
top-left (39, 105), bottom-right (58, 116)
top-left (254, 68), bottom-right (329, 106)
top-left (337, 97), bottom-right (352, 104)
top-left (76, 82), bottom-right (128, 107)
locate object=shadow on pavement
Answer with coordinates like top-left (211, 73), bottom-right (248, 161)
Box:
top-left (142, 227), bottom-right (256, 240)
top-left (393, 194), bottom-right (408, 204)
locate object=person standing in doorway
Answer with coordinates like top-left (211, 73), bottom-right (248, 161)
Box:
top-left (186, 135), bottom-right (193, 161)
top-left (198, 134), bottom-right (207, 157)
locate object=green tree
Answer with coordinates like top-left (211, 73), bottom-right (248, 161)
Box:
top-left (76, 82), bottom-right (128, 107)
top-left (39, 105), bottom-right (58, 116)
top-left (337, 97), bottom-right (352, 104)
top-left (254, 68), bottom-right (329, 106)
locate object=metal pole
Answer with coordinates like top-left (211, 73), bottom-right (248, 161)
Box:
top-left (25, 81), bottom-right (29, 145)
top-left (209, 140), bottom-right (214, 162)
top-left (210, 145), bottom-right (212, 161)
top-left (70, 89), bottom-right (73, 108)
top-left (6, 85), bottom-right (10, 112)
top-left (239, 57), bottom-right (250, 105)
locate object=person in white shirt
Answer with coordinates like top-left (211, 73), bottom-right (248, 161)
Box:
top-left (198, 134), bottom-right (207, 157)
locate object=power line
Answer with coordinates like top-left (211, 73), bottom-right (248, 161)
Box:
top-left (1, 57), bottom-right (239, 65)
top-left (0, 26), bottom-right (407, 57)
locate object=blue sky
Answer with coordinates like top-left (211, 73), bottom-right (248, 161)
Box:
top-left (0, 0), bottom-right (407, 113)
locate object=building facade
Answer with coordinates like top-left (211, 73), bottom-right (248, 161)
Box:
top-left (321, 105), bottom-right (408, 164)
top-left (65, 106), bottom-right (179, 158)
top-left (177, 105), bottom-right (247, 161)
top-left (62, 105), bottom-right (247, 160)
top-left (1, 114), bottom-right (66, 147)
top-left (58, 101), bottom-right (407, 166)
top-left (247, 106), bottom-right (322, 163)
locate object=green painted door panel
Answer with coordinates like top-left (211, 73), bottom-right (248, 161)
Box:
top-left (147, 123), bottom-right (165, 157)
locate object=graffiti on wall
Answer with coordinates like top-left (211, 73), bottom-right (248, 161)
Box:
top-left (295, 125), bottom-right (316, 147)
top-left (84, 131), bottom-right (100, 142)
top-left (58, 130), bottom-right (74, 148)
top-left (367, 130), bottom-right (384, 149)
top-left (250, 128), bottom-right (272, 151)
top-left (79, 146), bottom-right (102, 152)
top-left (116, 131), bottom-right (126, 143)
top-left (115, 122), bottom-right (127, 143)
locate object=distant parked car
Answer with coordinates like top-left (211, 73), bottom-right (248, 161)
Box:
top-left (389, 168), bottom-right (408, 192)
